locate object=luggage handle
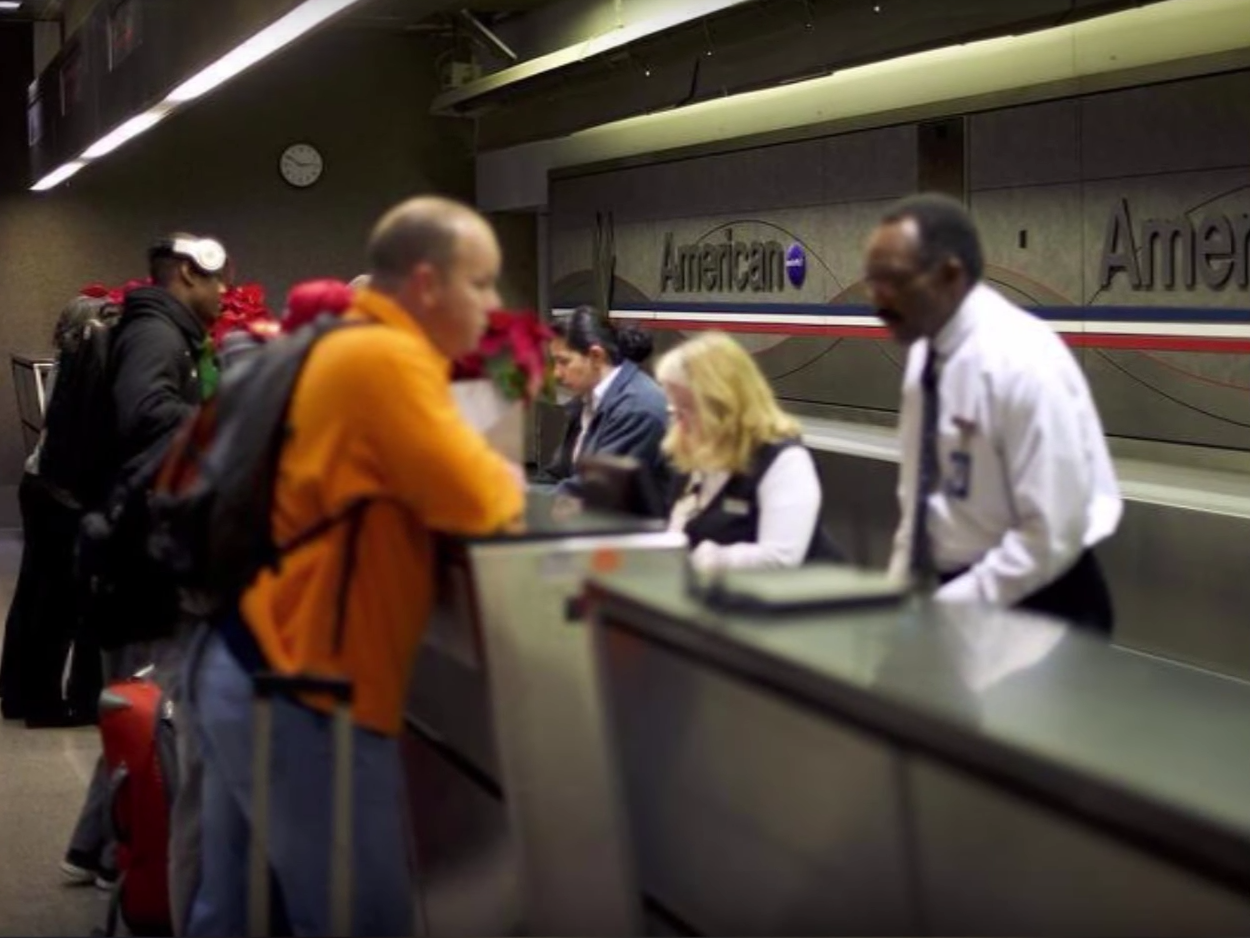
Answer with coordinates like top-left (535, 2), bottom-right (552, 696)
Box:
top-left (253, 673), bottom-right (353, 702)
top-left (248, 498), bottom-right (364, 935)
top-left (249, 672), bottom-right (354, 938)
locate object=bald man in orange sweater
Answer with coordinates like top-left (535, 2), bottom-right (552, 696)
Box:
top-left (183, 197), bottom-right (524, 936)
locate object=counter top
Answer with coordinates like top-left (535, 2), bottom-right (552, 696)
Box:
top-left (586, 567), bottom-right (1250, 892)
top-left (450, 490), bottom-right (665, 545)
top-left (799, 414), bottom-right (1250, 520)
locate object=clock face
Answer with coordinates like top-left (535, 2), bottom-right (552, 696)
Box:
top-left (279, 143), bottom-right (323, 188)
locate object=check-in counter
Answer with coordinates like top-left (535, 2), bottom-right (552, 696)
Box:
top-left (403, 494), bottom-right (685, 937)
top-left (795, 412), bottom-right (1250, 680)
top-left (586, 567), bottom-right (1250, 935)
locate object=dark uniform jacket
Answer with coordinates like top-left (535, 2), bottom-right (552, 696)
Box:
top-left (679, 440), bottom-right (844, 563)
top-left (535, 360), bottom-right (670, 497)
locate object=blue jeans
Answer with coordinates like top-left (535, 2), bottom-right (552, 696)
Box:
top-left (184, 628), bottom-right (413, 936)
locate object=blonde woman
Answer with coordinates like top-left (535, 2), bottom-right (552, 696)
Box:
top-left (657, 331), bottom-right (841, 571)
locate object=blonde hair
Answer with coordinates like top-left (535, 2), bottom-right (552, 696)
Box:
top-left (656, 331), bottom-right (800, 474)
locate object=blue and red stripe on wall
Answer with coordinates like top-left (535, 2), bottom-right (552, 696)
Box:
top-left (552, 302), bottom-right (1250, 354)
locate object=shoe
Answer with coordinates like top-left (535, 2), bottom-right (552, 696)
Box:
top-left (94, 868), bottom-right (118, 891)
top-left (59, 850), bottom-right (98, 886)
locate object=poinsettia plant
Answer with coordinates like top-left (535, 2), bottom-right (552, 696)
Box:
top-left (78, 278), bottom-right (279, 348)
top-left (212, 283), bottom-right (280, 346)
top-left (453, 310), bottom-right (555, 404)
top-left (79, 279), bottom-right (148, 304)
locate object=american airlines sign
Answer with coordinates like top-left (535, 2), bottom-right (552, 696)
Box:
top-left (1100, 198), bottom-right (1250, 291)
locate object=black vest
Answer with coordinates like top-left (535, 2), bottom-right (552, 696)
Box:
top-left (680, 440), bottom-right (843, 563)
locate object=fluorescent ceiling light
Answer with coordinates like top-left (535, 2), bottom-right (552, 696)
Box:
top-left (166, 0), bottom-right (362, 104)
top-left (0, 2), bottom-right (23, 10)
top-left (81, 106), bottom-right (172, 159)
top-left (31, 161), bottom-right (86, 191)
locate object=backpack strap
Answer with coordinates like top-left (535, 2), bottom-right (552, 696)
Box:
top-left (333, 501), bottom-right (368, 655)
top-left (264, 495), bottom-right (380, 659)
top-left (275, 497), bottom-right (371, 556)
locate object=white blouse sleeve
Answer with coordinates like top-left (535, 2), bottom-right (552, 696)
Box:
top-left (690, 446), bottom-right (823, 572)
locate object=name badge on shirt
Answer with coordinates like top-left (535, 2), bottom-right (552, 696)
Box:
top-left (946, 451), bottom-right (972, 499)
top-left (722, 497), bottom-right (751, 517)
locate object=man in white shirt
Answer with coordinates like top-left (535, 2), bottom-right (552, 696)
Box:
top-left (865, 193), bottom-right (1122, 633)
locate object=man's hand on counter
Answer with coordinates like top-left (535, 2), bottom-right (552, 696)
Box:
top-left (550, 493), bottom-right (583, 522)
top-left (500, 461), bottom-right (528, 533)
top-left (505, 461), bottom-right (527, 492)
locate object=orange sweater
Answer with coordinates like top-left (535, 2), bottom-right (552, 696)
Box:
top-left (241, 289), bottom-right (523, 735)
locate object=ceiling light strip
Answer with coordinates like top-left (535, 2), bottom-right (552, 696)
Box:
top-left (31, 160), bottom-right (87, 191)
top-left (166, 0), bottom-right (362, 104)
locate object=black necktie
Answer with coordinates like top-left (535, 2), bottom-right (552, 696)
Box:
top-left (910, 343), bottom-right (940, 588)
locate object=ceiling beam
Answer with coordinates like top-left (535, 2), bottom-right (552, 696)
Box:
top-left (430, 0), bottom-right (759, 114)
top-left (475, 0), bottom-right (1250, 210)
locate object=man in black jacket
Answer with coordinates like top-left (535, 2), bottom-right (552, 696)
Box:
top-left (61, 233), bottom-right (227, 891)
top-left (112, 235), bottom-right (227, 481)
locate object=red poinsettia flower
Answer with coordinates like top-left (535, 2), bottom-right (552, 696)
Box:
top-left (211, 283), bottom-right (278, 347)
top-left (282, 279), bottom-right (355, 333)
top-left (453, 310), bottom-right (554, 403)
top-left (80, 278), bottom-right (149, 305)
top-left (80, 277), bottom-right (278, 349)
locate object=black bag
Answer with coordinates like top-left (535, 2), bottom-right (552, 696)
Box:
top-left (78, 461), bottom-right (180, 650)
top-left (147, 316), bottom-right (370, 617)
top-left (40, 305), bottom-right (122, 510)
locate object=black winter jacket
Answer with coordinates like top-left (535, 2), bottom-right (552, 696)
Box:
top-left (83, 287), bottom-right (206, 650)
top-left (109, 286), bottom-right (206, 486)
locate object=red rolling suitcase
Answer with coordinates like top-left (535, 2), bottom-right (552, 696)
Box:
top-left (98, 669), bottom-right (177, 937)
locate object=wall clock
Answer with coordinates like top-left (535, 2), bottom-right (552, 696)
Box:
top-left (279, 142), bottom-right (324, 188)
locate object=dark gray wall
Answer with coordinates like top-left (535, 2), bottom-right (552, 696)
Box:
top-left (63, 0), bottom-right (93, 36)
top-left (493, 211), bottom-right (539, 312)
top-left (0, 25), bottom-right (478, 522)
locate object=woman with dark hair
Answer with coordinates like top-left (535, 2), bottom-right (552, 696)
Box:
top-left (535, 305), bottom-right (669, 498)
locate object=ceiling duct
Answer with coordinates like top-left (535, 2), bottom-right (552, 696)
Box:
top-left (458, 8), bottom-right (518, 63)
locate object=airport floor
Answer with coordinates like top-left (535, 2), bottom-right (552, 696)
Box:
top-left (0, 533), bottom-right (107, 938)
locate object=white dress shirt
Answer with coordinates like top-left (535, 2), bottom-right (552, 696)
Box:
top-left (887, 284), bottom-right (1122, 607)
top-left (571, 365), bottom-right (622, 463)
top-left (669, 445), bottom-right (822, 571)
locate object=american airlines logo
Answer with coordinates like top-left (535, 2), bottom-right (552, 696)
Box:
top-left (1100, 198), bottom-right (1250, 291)
top-left (660, 228), bottom-right (806, 294)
